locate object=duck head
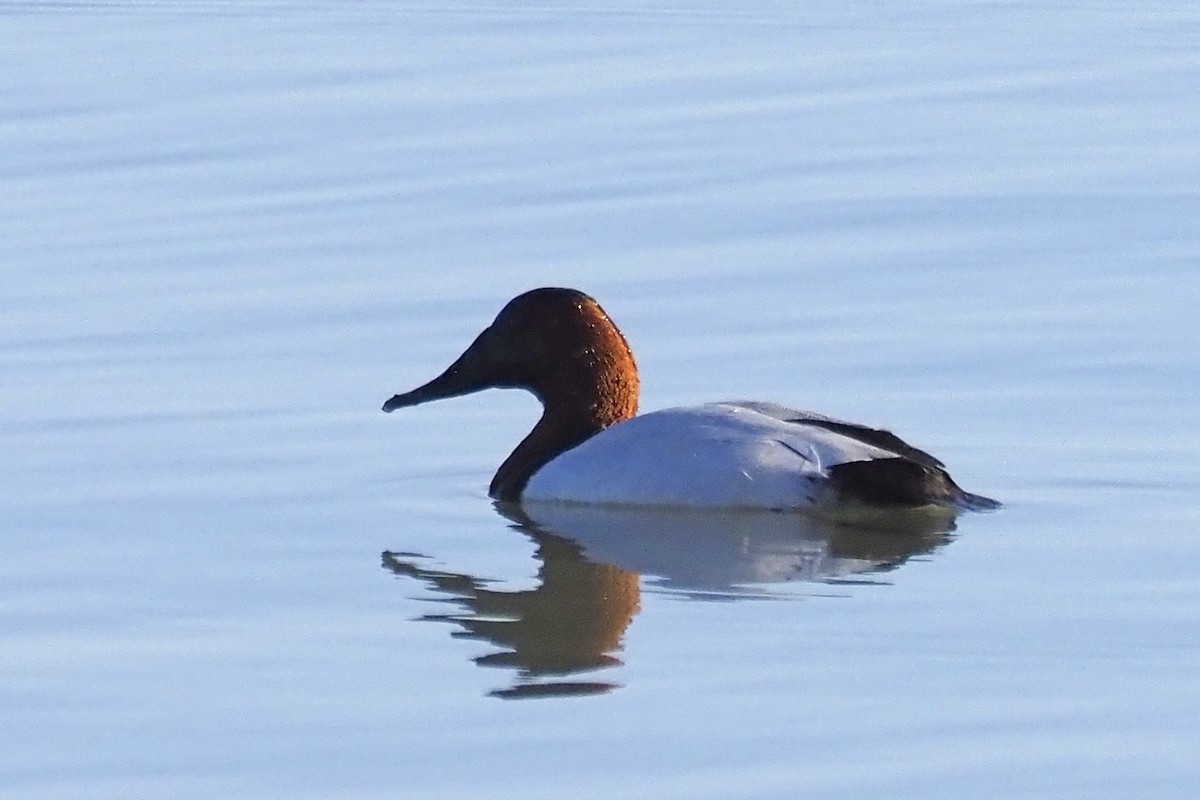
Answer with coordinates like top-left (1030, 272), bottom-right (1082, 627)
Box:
top-left (383, 287), bottom-right (639, 415)
top-left (383, 287), bottom-right (640, 500)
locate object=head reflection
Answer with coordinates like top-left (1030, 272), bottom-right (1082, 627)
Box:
top-left (384, 504), bottom-right (957, 699)
top-left (382, 532), bottom-right (639, 699)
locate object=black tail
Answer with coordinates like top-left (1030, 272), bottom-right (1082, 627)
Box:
top-left (828, 458), bottom-right (1000, 512)
top-left (952, 489), bottom-right (1002, 512)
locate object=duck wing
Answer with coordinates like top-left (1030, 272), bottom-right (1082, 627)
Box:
top-left (722, 402), bottom-right (998, 510)
top-left (721, 401), bottom-right (944, 469)
top-left (782, 417), bottom-right (945, 470)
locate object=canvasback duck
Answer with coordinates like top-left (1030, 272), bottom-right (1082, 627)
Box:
top-left (383, 287), bottom-right (999, 513)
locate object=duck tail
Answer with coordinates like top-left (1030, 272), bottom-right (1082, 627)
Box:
top-left (828, 458), bottom-right (1001, 512)
top-left (951, 488), bottom-right (1002, 512)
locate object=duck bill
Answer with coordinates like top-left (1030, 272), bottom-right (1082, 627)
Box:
top-left (382, 332), bottom-right (492, 413)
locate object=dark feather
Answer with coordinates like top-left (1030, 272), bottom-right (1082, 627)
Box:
top-left (827, 459), bottom-right (949, 506)
top-left (828, 458), bottom-right (1000, 510)
top-left (785, 416), bottom-right (945, 469)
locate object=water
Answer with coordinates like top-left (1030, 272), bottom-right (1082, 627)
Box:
top-left (3, 1), bottom-right (1199, 797)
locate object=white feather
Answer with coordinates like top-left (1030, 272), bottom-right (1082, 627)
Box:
top-left (523, 402), bottom-right (896, 510)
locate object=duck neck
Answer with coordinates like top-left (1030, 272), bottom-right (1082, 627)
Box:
top-left (489, 377), bottom-right (638, 502)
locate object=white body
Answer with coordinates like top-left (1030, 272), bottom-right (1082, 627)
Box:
top-left (523, 402), bottom-right (902, 510)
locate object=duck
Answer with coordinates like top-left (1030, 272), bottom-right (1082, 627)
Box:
top-left (383, 287), bottom-right (998, 514)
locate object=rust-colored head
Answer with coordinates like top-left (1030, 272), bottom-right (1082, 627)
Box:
top-left (383, 288), bottom-right (640, 499)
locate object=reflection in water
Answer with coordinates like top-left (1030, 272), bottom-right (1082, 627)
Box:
top-left (382, 534), bottom-right (639, 700)
top-left (383, 504), bottom-right (957, 699)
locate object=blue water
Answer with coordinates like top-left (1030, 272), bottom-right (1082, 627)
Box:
top-left (3, 2), bottom-right (1199, 798)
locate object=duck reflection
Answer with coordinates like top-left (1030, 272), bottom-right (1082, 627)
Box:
top-left (382, 532), bottom-right (639, 700)
top-left (383, 504), bottom-right (957, 699)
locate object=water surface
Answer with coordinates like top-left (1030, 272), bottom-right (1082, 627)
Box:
top-left (3, 2), bottom-right (1199, 798)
